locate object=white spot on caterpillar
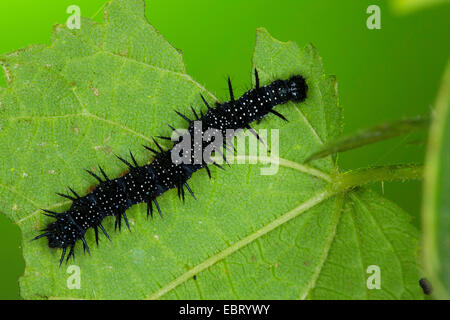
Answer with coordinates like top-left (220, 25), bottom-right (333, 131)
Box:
top-left (12, 204), bottom-right (18, 210)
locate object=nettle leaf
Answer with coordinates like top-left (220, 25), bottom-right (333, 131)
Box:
top-left (423, 60), bottom-right (450, 299)
top-left (0, 0), bottom-right (423, 299)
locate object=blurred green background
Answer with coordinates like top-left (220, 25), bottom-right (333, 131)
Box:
top-left (0, 0), bottom-right (448, 299)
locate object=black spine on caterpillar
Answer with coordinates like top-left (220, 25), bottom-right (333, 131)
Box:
top-left (33, 70), bottom-right (308, 265)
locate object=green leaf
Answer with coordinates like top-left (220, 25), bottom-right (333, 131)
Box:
top-left (423, 60), bottom-right (450, 299)
top-left (304, 116), bottom-right (429, 163)
top-left (391, 0), bottom-right (450, 15)
top-left (0, 0), bottom-right (423, 299)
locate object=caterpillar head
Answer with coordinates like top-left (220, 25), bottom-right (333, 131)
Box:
top-left (287, 75), bottom-right (308, 102)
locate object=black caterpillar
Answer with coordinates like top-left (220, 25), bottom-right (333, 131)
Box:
top-left (33, 70), bottom-right (308, 265)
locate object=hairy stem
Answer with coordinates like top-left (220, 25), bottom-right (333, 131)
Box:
top-left (332, 164), bottom-right (423, 193)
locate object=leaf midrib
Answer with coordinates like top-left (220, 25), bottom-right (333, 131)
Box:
top-left (146, 186), bottom-right (336, 300)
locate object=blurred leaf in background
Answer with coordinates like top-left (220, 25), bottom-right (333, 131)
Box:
top-left (391, 0), bottom-right (450, 14)
top-left (423, 60), bottom-right (450, 299)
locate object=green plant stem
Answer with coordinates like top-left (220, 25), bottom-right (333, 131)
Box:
top-left (331, 164), bottom-right (423, 193)
top-left (305, 116), bottom-right (429, 163)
